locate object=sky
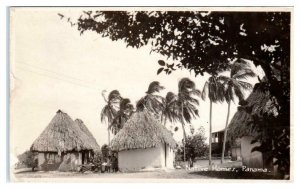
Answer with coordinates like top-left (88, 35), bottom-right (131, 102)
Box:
top-left (10, 8), bottom-right (264, 160)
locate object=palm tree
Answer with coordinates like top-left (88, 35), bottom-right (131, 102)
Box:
top-left (161, 92), bottom-right (179, 127)
top-left (100, 90), bottom-right (122, 146)
top-left (136, 81), bottom-right (165, 116)
top-left (219, 60), bottom-right (255, 164)
top-left (201, 75), bottom-right (225, 166)
top-left (110, 98), bottom-right (134, 134)
top-left (177, 78), bottom-right (201, 162)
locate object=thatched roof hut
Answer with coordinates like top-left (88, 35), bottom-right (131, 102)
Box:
top-left (111, 110), bottom-right (176, 152)
top-left (31, 110), bottom-right (100, 154)
top-left (226, 85), bottom-right (279, 169)
top-left (227, 87), bottom-right (278, 141)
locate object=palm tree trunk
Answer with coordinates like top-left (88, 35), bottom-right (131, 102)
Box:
top-left (181, 123), bottom-right (187, 162)
top-left (221, 101), bottom-right (231, 164)
top-left (107, 126), bottom-right (110, 146)
top-left (181, 103), bottom-right (186, 162)
top-left (209, 100), bottom-right (212, 166)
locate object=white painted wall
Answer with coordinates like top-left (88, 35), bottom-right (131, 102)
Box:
top-left (118, 143), bottom-right (174, 172)
top-left (38, 153), bottom-right (45, 167)
top-left (165, 144), bottom-right (175, 168)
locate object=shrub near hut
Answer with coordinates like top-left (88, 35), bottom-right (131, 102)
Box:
top-left (17, 150), bottom-right (38, 171)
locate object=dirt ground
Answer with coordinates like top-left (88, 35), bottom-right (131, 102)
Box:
top-left (12, 160), bottom-right (276, 181)
top-left (13, 169), bottom-right (211, 181)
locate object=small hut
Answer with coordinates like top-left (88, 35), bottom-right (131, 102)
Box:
top-left (227, 86), bottom-right (277, 169)
top-left (111, 111), bottom-right (177, 172)
top-left (30, 110), bottom-right (100, 171)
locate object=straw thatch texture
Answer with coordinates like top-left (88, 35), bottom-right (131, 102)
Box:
top-left (75, 119), bottom-right (100, 152)
top-left (31, 110), bottom-right (100, 154)
top-left (111, 111), bottom-right (177, 151)
top-left (227, 88), bottom-right (277, 141)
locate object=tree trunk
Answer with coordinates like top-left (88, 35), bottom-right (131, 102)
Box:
top-left (221, 101), bottom-right (231, 164)
top-left (108, 126), bottom-right (110, 146)
top-left (181, 123), bottom-right (187, 162)
top-left (209, 100), bottom-right (212, 166)
top-left (181, 103), bottom-right (187, 162)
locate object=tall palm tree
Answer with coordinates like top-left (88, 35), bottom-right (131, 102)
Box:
top-left (177, 78), bottom-right (201, 162)
top-left (201, 75), bottom-right (225, 166)
top-left (110, 98), bottom-right (134, 134)
top-left (219, 60), bottom-right (255, 164)
top-left (100, 90), bottom-right (122, 145)
top-left (136, 81), bottom-right (165, 116)
top-left (161, 92), bottom-right (179, 127)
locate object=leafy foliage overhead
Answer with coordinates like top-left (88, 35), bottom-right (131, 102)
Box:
top-left (76, 11), bottom-right (290, 78)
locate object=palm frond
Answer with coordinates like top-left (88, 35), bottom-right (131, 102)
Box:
top-left (216, 81), bottom-right (226, 103)
top-left (151, 94), bottom-right (165, 102)
top-left (206, 76), bottom-right (225, 103)
top-left (233, 83), bottom-right (245, 101)
top-left (108, 90), bottom-right (122, 101)
top-left (201, 81), bottom-right (208, 100)
top-left (230, 59), bottom-right (251, 77)
top-left (233, 69), bottom-right (256, 80)
top-left (165, 92), bottom-right (177, 104)
top-left (218, 75), bottom-right (230, 83)
top-left (182, 104), bottom-right (199, 124)
top-left (136, 97), bottom-right (146, 111)
top-left (224, 86), bottom-right (235, 103)
top-left (100, 105), bottom-right (116, 124)
top-left (189, 89), bottom-right (201, 97)
top-left (186, 103), bottom-right (199, 118)
top-left (120, 98), bottom-right (131, 110)
top-left (100, 105), bottom-right (109, 123)
top-left (238, 80), bottom-right (253, 90)
top-left (146, 95), bottom-right (164, 113)
top-left (185, 95), bottom-right (200, 105)
top-left (146, 81), bottom-right (165, 94)
top-left (178, 78), bottom-right (197, 93)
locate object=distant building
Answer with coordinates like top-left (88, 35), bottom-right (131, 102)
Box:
top-left (211, 129), bottom-right (230, 157)
top-left (111, 110), bottom-right (176, 172)
top-left (30, 110), bottom-right (100, 171)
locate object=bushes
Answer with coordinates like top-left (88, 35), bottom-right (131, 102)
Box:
top-left (17, 150), bottom-right (38, 171)
top-left (176, 127), bottom-right (208, 162)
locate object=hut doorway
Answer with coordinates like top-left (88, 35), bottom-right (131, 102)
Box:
top-left (82, 151), bottom-right (90, 164)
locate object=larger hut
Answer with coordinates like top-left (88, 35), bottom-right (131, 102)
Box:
top-left (30, 110), bottom-right (100, 171)
top-left (111, 111), bottom-right (177, 172)
top-left (227, 84), bottom-right (278, 169)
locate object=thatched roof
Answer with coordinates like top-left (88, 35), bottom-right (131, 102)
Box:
top-left (227, 87), bottom-right (277, 141)
top-left (31, 110), bottom-right (100, 154)
top-left (75, 119), bottom-right (100, 152)
top-left (111, 111), bottom-right (177, 151)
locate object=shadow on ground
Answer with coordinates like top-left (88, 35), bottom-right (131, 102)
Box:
top-left (189, 170), bottom-right (279, 179)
